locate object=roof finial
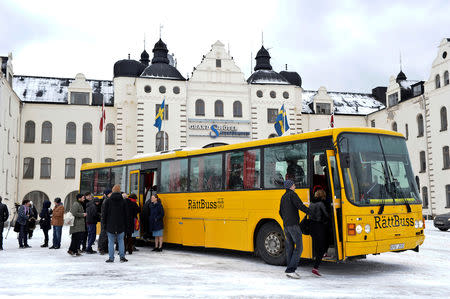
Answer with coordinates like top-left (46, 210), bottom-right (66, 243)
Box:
top-left (261, 31), bottom-right (264, 46)
top-left (144, 33), bottom-right (146, 50)
top-left (159, 24), bottom-right (163, 39)
top-left (399, 51), bottom-right (402, 71)
top-left (128, 53), bottom-right (130, 60)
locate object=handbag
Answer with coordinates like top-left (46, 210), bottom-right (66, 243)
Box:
top-left (299, 215), bottom-right (311, 235)
top-left (64, 212), bottom-right (75, 226)
top-left (14, 221), bottom-right (21, 233)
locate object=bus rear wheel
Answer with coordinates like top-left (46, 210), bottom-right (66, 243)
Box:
top-left (256, 222), bottom-right (286, 265)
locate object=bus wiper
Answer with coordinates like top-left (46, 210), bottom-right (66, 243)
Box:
top-left (388, 165), bottom-right (411, 213)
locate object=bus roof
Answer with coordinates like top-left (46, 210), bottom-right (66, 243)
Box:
top-left (81, 127), bottom-right (404, 171)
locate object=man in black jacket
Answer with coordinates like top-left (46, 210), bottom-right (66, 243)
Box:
top-left (85, 197), bottom-right (100, 254)
top-left (102, 185), bottom-right (128, 263)
top-left (0, 196), bottom-right (10, 250)
top-left (279, 180), bottom-right (311, 279)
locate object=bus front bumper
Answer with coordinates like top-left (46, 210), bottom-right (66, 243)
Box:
top-left (345, 235), bottom-right (425, 257)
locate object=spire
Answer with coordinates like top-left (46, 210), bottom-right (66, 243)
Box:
top-left (152, 39), bottom-right (169, 64)
top-left (254, 45), bottom-right (272, 71)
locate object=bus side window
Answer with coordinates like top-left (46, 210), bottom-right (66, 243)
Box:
top-left (225, 149), bottom-right (260, 190)
top-left (190, 154), bottom-right (222, 192)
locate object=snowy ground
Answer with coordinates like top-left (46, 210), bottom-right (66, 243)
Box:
top-left (0, 221), bottom-right (449, 298)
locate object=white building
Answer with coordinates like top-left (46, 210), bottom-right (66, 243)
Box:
top-left (0, 37), bottom-right (449, 219)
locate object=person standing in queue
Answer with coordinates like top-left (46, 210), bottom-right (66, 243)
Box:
top-left (98, 189), bottom-right (112, 255)
top-left (27, 201), bottom-right (38, 239)
top-left (0, 196), bottom-right (9, 250)
top-left (68, 194), bottom-right (86, 256)
top-left (17, 199), bottom-right (31, 248)
top-left (102, 185), bottom-right (128, 263)
top-left (85, 197), bottom-right (100, 254)
top-left (309, 189), bottom-right (330, 277)
top-left (50, 198), bottom-right (64, 249)
top-left (279, 180), bottom-right (311, 279)
top-left (125, 193), bottom-right (140, 254)
top-left (39, 200), bottom-right (52, 248)
top-left (149, 194), bottom-right (164, 252)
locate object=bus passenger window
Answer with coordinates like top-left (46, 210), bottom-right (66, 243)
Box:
top-left (225, 149), bottom-right (260, 190)
top-left (190, 154), bottom-right (222, 192)
top-left (161, 159), bottom-right (188, 193)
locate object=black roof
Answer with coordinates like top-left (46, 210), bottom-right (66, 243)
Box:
top-left (247, 46), bottom-right (290, 85)
top-left (280, 71), bottom-right (302, 87)
top-left (140, 50), bottom-right (150, 66)
top-left (396, 70), bottom-right (407, 82)
top-left (113, 59), bottom-right (146, 78)
top-left (140, 39), bottom-right (185, 80)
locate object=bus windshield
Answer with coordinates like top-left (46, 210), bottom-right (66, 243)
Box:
top-left (338, 133), bottom-right (421, 206)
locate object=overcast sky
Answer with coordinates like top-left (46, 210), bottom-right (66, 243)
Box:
top-left (1, 0), bottom-right (449, 92)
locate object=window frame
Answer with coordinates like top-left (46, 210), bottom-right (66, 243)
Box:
top-left (40, 157), bottom-right (51, 179)
top-left (214, 100), bottom-right (224, 117)
top-left (65, 158), bottom-right (76, 179)
top-left (440, 107), bottom-right (448, 132)
top-left (417, 114), bottom-right (424, 137)
top-left (419, 151), bottom-right (426, 173)
top-left (436, 74), bottom-right (441, 89)
top-left (155, 104), bottom-right (169, 120)
top-left (233, 101), bottom-right (242, 118)
top-left (195, 99), bottom-right (205, 116)
top-left (70, 92), bottom-right (89, 105)
top-left (66, 122), bottom-right (77, 144)
top-left (105, 123), bottom-right (115, 145)
top-left (24, 121), bottom-right (35, 143)
top-left (267, 108), bottom-right (278, 124)
top-left (443, 146), bottom-right (450, 170)
top-left (41, 121), bottom-right (52, 144)
top-left (82, 122), bottom-right (93, 144)
top-left (23, 157), bottom-right (34, 179)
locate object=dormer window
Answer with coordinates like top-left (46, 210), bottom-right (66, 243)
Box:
top-left (316, 103), bottom-right (331, 114)
top-left (216, 59), bottom-right (221, 68)
top-left (388, 93), bottom-right (398, 106)
top-left (71, 92), bottom-right (89, 105)
top-left (412, 84), bottom-right (423, 97)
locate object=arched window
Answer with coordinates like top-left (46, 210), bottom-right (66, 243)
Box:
top-left (40, 157), bottom-right (51, 179)
top-left (41, 121), bottom-right (52, 143)
top-left (23, 191), bottom-right (49, 211)
top-left (195, 99), bottom-right (205, 116)
top-left (422, 187), bottom-right (428, 208)
top-left (233, 101), bottom-right (242, 117)
top-left (64, 191), bottom-right (78, 210)
top-left (405, 124), bottom-right (409, 140)
top-left (268, 133), bottom-right (278, 138)
top-left (215, 100), bottom-right (224, 117)
top-left (446, 185), bottom-right (450, 208)
top-left (105, 158), bottom-right (115, 163)
top-left (435, 74), bottom-right (441, 89)
top-left (105, 124), bottom-right (115, 145)
top-left (156, 131), bottom-right (168, 151)
top-left (82, 122), bottom-right (92, 144)
top-left (441, 107), bottom-right (448, 131)
top-left (419, 151), bottom-right (426, 172)
top-left (81, 158), bottom-right (92, 165)
top-left (392, 122), bottom-right (397, 132)
top-left (444, 71), bottom-right (449, 86)
top-left (66, 122), bottom-right (76, 144)
top-left (443, 146), bottom-right (450, 169)
top-left (417, 114), bottom-right (424, 137)
top-left (65, 158), bottom-right (76, 179)
top-left (24, 121), bottom-right (35, 143)
top-left (415, 176), bottom-right (420, 192)
top-left (23, 157), bottom-right (34, 179)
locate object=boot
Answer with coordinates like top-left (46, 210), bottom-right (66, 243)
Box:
top-left (41, 243), bottom-right (48, 248)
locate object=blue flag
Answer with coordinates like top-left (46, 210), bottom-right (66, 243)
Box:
top-left (154, 98), bottom-right (165, 131)
top-left (274, 104), bottom-right (290, 136)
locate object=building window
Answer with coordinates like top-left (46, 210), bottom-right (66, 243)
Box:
top-left (65, 158), bottom-right (76, 179)
top-left (40, 157), bottom-right (51, 179)
top-left (415, 176), bottom-right (420, 192)
top-left (81, 158), bottom-right (92, 165)
top-left (41, 121), bottom-right (52, 144)
top-left (444, 146), bottom-right (450, 169)
top-left (23, 157), bottom-right (34, 179)
top-left (233, 101), bottom-right (242, 117)
top-left (173, 86), bottom-right (180, 94)
top-left (419, 151), bottom-right (426, 173)
top-left (417, 114), bottom-right (424, 137)
top-left (283, 91), bottom-right (289, 99)
top-left (159, 86), bottom-right (166, 94)
top-left (105, 124), bottom-right (115, 145)
top-left (24, 121), bottom-right (35, 143)
top-left (256, 90), bottom-right (263, 98)
top-left (144, 85), bottom-right (151, 93)
top-left (371, 120), bottom-right (375, 128)
top-left (392, 122), bottom-right (397, 132)
top-left (446, 185), bottom-right (450, 208)
top-left (216, 59), bottom-right (221, 68)
top-left (422, 187), bottom-right (428, 208)
top-left (436, 74), bottom-right (441, 89)
top-left (82, 123), bottom-right (92, 144)
top-left (441, 107), bottom-right (448, 131)
top-left (66, 122), bottom-right (76, 144)
top-left (155, 104), bottom-right (169, 120)
top-left (412, 84), bottom-right (423, 97)
top-left (268, 133), bottom-right (278, 138)
top-left (156, 131), bottom-right (168, 151)
top-left (267, 109), bottom-right (278, 123)
top-left (444, 71), bottom-right (449, 86)
top-left (195, 99), bottom-right (205, 116)
top-left (105, 158), bottom-right (115, 163)
top-left (70, 92), bottom-right (89, 105)
top-left (388, 93), bottom-right (398, 106)
top-left (405, 124), bottom-right (409, 140)
top-left (215, 100), bottom-right (224, 117)
top-left (270, 91), bottom-right (276, 99)
top-left (316, 103), bottom-right (331, 114)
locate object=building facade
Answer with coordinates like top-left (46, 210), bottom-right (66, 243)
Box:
top-left (0, 38), bottom-right (449, 220)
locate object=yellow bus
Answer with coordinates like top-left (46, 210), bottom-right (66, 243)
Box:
top-left (80, 127), bottom-right (425, 265)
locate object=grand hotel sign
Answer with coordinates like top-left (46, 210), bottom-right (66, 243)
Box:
top-left (187, 118), bottom-right (251, 139)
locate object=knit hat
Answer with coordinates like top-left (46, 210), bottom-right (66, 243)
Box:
top-left (76, 193), bottom-right (83, 200)
top-left (104, 189), bottom-right (112, 196)
top-left (284, 180), bottom-right (294, 189)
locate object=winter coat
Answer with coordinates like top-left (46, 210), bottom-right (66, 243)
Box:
top-left (141, 199), bottom-right (151, 238)
top-left (39, 200), bottom-right (52, 231)
top-left (279, 189), bottom-right (311, 227)
top-left (0, 202), bottom-right (9, 223)
top-left (309, 197), bottom-right (329, 223)
top-left (149, 201), bottom-right (164, 232)
top-left (17, 205), bottom-right (29, 225)
top-left (101, 192), bottom-right (127, 234)
top-left (51, 204), bottom-right (64, 226)
top-left (86, 200), bottom-right (100, 224)
top-left (125, 198), bottom-right (140, 235)
top-left (69, 200), bottom-right (86, 235)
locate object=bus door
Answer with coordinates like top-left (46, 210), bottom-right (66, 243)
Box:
top-left (325, 149), bottom-right (344, 260)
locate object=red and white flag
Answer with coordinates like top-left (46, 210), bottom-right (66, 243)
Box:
top-left (99, 101), bottom-right (106, 132)
top-left (330, 112), bottom-right (334, 128)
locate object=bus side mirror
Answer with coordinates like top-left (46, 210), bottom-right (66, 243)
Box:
top-left (340, 153), bottom-right (350, 168)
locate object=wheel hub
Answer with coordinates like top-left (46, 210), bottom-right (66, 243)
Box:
top-left (264, 232), bottom-right (283, 256)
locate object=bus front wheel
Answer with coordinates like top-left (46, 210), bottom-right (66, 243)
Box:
top-left (256, 222), bottom-right (286, 265)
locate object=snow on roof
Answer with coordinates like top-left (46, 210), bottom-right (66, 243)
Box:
top-left (302, 90), bottom-right (385, 115)
top-left (399, 80), bottom-right (420, 90)
top-left (12, 75), bottom-right (114, 105)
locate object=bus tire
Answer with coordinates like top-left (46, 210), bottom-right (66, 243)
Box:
top-left (256, 222), bottom-right (286, 266)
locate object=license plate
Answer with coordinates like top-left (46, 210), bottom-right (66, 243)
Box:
top-left (390, 243), bottom-right (404, 250)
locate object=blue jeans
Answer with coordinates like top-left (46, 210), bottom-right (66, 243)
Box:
top-left (107, 232), bottom-right (125, 261)
top-left (52, 226), bottom-right (62, 248)
top-left (87, 224), bottom-right (97, 251)
top-left (284, 224), bottom-right (303, 273)
top-left (18, 224), bottom-right (28, 247)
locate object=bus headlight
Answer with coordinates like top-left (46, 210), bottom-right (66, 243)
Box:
top-left (414, 220), bottom-right (419, 229)
top-left (419, 220), bottom-right (423, 228)
top-left (356, 225), bottom-right (363, 234)
top-left (365, 224), bottom-right (371, 234)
